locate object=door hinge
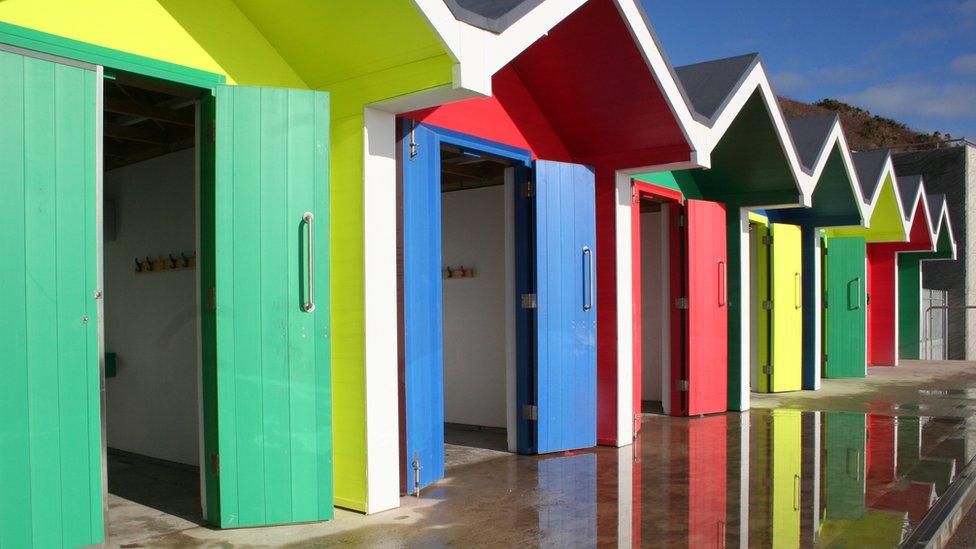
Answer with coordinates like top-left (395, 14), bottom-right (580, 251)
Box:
top-left (412, 453), bottom-right (422, 497)
top-left (762, 300), bottom-right (773, 310)
top-left (762, 235), bottom-right (773, 246)
top-left (521, 293), bottom-right (537, 309)
top-left (408, 120), bottom-right (418, 159)
top-left (675, 215), bottom-right (686, 227)
top-left (207, 121), bottom-right (216, 143)
top-left (207, 287), bottom-right (217, 311)
top-left (866, 293), bottom-right (871, 305)
top-left (522, 180), bottom-right (535, 198)
top-left (211, 453), bottom-right (220, 475)
top-left (523, 404), bottom-right (538, 421)
top-left (676, 380), bottom-right (689, 392)
top-left (762, 364), bottom-right (772, 375)
top-left (675, 297), bottom-right (689, 309)
top-left (631, 185), bottom-right (639, 204)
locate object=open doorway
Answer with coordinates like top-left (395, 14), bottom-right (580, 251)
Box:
top-left (631, 181), bottom-right (685, 420)
top-left (101, 72), bottom-right (206, 526)
top-left (439, 143), bottom-right (516, 463)
top-left (637, 198), bottom-right (672, 416)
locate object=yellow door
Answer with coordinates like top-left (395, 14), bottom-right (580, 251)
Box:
top-left (771, 223), bottom-right (803, 392)
top-left (772, 409), bottom-right (802, 548)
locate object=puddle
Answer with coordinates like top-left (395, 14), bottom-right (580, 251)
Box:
top-left (118, 410), bottom-right (975, 547)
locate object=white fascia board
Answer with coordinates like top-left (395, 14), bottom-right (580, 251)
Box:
top-left (802, 122), bottom-right (870, 228)
top-left (612, 0), bottom-right (709, 162)
top-left (704, 65), bottom-right (812, 206)
top-left (939, 205), bottom-right (959, 259)
top-left (412, 0), bottom-right (707, 166)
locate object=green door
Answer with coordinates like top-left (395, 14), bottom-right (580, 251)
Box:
top-left (824, 237), bottom-right (866, 378)
top-left (824, 412), bottom-right (866, 521)
top-left (0, 48), bottom-right (103, 547)
top-left (202, 85), bottom-right (332, 527)
top-left (754, 222), bottom-right (772, 393)
top-left (770, 223), bottom-right (803, 392)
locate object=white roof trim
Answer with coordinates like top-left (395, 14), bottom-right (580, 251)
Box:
top-left (804, 120), bottom-right (870, 227)
top-left (701, 60), bottom-right (812, 206)
top-left (410, 0), bottom-right (707, 164)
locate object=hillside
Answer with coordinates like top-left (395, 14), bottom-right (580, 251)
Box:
top-left (778, 97), bottom-right (953, 151)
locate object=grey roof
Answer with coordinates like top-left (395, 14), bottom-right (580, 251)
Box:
top-left (785, 114), bottom-right (838, 171)
top-left (897, 175), bottom-right (924, 221)
top-left (674, 53), bottom-right (760, 123)
top-left (851, 149), bottom-right (890, 200)
top-left (443, 0), bottom-right (542, 33)
top-left (927, 193), bottom-right (946, 225)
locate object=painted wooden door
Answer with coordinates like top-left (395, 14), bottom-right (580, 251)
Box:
top-left (399, 122), bottom-right (445, 491)
top-left (771, 409), bottom-right (802, 548)
top-left (824, 237), bottom-right (866, 378)
top-left (535, 160), bottom-right (597, 453)
top-left (754, 222), bottom-right (772, 393)
top-left (824, 412), bottom-right (866, 520)
top-left (0, 47), bottom-right (103, 548)
top-left (683, 200), bottom-right (728, 415)
top-left (206, 85), bottom-right (332, 527)
top-left (770, 223), bottom-right (803, 392)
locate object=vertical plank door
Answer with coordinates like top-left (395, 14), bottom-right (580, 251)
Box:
top-left (0, 47), bottom-right (102, 549)
top-left (824, 237), bottom-right (867, 378)
top-left (534, 160), bottom-right (597, 453)
top-left (399, 121), bottom-right (445, 491)
top-left (770, 223), bottom-right (803, 392)
top-left (683, 199), bottom-right (728, 415)
top-left (205, 85), bottom-right (332, 527)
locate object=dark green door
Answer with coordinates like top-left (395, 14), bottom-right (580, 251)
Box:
top-left (202, 85), bottom-right (332, 527)
top-left (0, 48), bottom-right (103, 547)
top-left (824, 412), bottom-right (866, 520)
top-left (824, 237), bottom-right (866, 378)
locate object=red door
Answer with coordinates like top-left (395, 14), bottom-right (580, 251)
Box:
top-left (683, 200), bottom-right (729, 415)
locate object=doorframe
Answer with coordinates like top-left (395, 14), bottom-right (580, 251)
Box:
top-left (397, 120), bottom-right (533, 491)
top-left (0, 29), bottom-right (225, 533)
top-left (630, 180), bottom-right (684, 418)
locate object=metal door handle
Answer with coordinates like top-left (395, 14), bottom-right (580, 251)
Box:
top-left (583, 246), bottom-right (593, 311)
top-left (303, 212), bottom-right (315, 313)
top-left (794, 272), bottom-right (802, 310)
top-left (718, 260), bottom-right (727, 307)
top-left (853, 277), bottom-right (861, 310)
top-left (794, 474), bottom-right (800, 511)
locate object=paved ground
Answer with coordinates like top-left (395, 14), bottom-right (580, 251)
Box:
top-left (103, 359), bottom-right (976, 547)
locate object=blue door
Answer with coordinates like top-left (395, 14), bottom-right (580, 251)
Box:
top-left (401, 122), bottom-right (444, 492)
top-left (534, 160), bottom-right (597, 454)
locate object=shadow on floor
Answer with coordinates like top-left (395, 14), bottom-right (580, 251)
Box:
top-left (107, 448), bottom-right (205, 525)
top-left (641, 400), bottom-right (665, 414)
top-left (444, 423), bottom-right (507, 452)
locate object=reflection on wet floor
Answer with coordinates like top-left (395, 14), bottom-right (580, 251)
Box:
top-left (302, 409), bottom-right (972, 547)
top-left (108, 409), bottom-right (975, 547)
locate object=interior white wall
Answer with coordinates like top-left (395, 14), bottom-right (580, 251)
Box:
top-left (104, 148), bottom-right (199, 466)
top-left (640, 209), bottom-right (667, 403)
top-left (441, 185), bottom-right (507, 428)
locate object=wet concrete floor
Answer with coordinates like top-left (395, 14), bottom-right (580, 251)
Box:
top-left (106, 359), bottom-right (976, 547)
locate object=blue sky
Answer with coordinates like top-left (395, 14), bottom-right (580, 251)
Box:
top-left (642, 0), bottom-right (976, 139)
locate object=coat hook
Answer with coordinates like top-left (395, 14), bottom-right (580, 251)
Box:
top-left (169, 254), bottom-right (179, 269)
top-left (144, 256), bottom-right (154, 272)
top-left (134, 257), bottom-right (143, 273)
top-left (181, 252), bottom-right (190, 268)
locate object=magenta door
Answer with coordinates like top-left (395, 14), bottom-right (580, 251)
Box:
top-left (683, 199), bottom-right (729, 415)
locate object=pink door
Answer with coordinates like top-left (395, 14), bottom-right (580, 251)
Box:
top-left (683, 200), bottom-right (729, 415)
